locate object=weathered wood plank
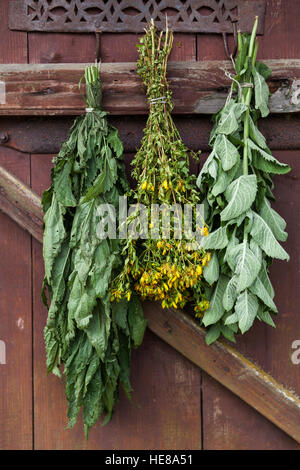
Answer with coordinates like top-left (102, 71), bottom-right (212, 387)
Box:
top-left (0, 164), bottom-right (43, 243)
top-left (1, 114), bottom-right (300, 155)
top-left (1, 166), bottom-right (300, 443)
top-left (144, 302), bottom-right (300, 444)
top-left (0, 60), bottom-right (299, 115)
top-left (0, 148), bottom-right (33, 450)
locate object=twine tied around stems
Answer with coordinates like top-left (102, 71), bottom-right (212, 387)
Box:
top-left (223, 69), bottom-right (254, 104)
top-left (149, 96), bottom-right (167, 105)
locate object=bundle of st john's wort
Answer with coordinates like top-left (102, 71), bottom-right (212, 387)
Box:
top-left (196, 18), bottom-right (290, 345)
top-left (42, 65), bottom-right (147, 437)
top-left (111, 20), bottom-right (210, 314)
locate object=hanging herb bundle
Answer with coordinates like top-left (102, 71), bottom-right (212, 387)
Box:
top-left (196, 18), bottom-right (290, 345)
top-left (42, 65), bottom-right (146, 437)
top-left (112, 20), bottom-right (209, 315)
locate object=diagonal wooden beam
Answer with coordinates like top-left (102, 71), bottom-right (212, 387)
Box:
top-left (0, 164), bottom-right (43, 242)
top-left (0, 164), bottom-right (299, 443)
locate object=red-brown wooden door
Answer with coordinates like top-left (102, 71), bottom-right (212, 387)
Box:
top-left (0, 0), bottom-right (300, 449)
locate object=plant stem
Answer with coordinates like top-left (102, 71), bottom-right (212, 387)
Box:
top-left (242, 17), bottom-right (259, 176)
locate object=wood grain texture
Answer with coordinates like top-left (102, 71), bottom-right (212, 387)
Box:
top-left (0, 0), bottom-right (27, 64)
top-left (29, 31), bottom-right (203, 450)
top-left (1, 164), bottom-right (300, 444)
top-left (28, 32), bottom-right (196, 64)
top-left (196, 0), bottom-right (300, 447)
top-left (197, 0), bottom-right (300, 61)
top-left (0, 60), bottom-right (299, 116)
top-left (199, 133), bottom-right (300, 447)
top-left (0, 147), bottom-right (32, 450)
top-left (3, 114), bottom-right (300, 156)
top-left (143, 302), bottom-right (300, 444)
top-left (0, 164), bottom-right (43, 242)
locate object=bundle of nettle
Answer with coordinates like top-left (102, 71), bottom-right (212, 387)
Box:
top-left (112, 20), bottom-right (210, 315)
top-left (42, 64), bottom-right (146, 436)
top-left (197, 17), bottom-right (290, 344)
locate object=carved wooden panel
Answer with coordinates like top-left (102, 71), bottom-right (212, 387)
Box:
top-left (9, 0), bottom-right (266, 34)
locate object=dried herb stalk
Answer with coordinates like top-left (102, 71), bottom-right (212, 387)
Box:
top-left (42, 65), bottom-right (146, 437)
top-left (197, 18), bottom-right (290, 345)
top-left (112, 21), bottom-right (209, 315)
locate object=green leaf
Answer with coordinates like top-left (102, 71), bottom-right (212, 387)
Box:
top-left (257, 309), bottom-right (276, 328)
top-left (202, 226), bottom-right (228, 250)
top-left (43, 194), bottom-right (66, 282)
top-left (112, 298), bottom-right (129, 333)
top-left (107, 127), bottom-right (124, 158)
top-left (215, 134), bottom-right (240, 171)
top-left (250, 213), bottom-right (290, 260)
top-left (211, 159), bottom-right (240, 197)
top-left (68, 276), bottom-right (97, 329)
top-left (256, 61), bottom-right (272, 80)
top-left (205, 324), bottom-right (221, 345)
top-left (252, 66), bottom-right (270, 117)
top-left (81, 160), bottom-right (107, 203)
top-left (260, 197), bottom-right (287, 242)
top-left (128, 295), bottom-right (147, 347)
top-left (230, 239), bottom-right (261, 292)
top-left (220, 175), bottom-right (257, 221)
top-left (258, 262), bottom-right (274, 299)
top-left (203, 275), bottom-right (228, 327)
top-left (85, 303), bottom-right (111, 360)
top-left (223, 276), bottom-right (238, 311)
top-left (250, 277), bottom-right (277, 312)
top-left (235, 290), bottom-right (259, 334)
top-left (203, 251), bottom-right (219, 285)
top-left (217, 102), bottom-right (246, 135)
top-left (249, 116), bottom-right (267, 149)
top-left (224, 312), bottom-right (238, 325)
top-left (249, 139), bottom-right (291, 175)
top-left (53, 160), bottom-right (77, 207)
top-left (220, 324), bottom-right (236, 343)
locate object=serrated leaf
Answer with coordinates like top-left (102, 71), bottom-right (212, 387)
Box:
top-left (107, 127), bottom-right (124, 158)
top-left (128, 295), bottom-right (147, 347)
top-left (217, 102), bottom-right (247, 135)
top-left (85, 303), bottom-right (111, 360)
top-left (223, 276), bottom-right (238, 311)
top-left (203, 275), bottom-right (228, 327)
top-left (224, 312), bottom-right (238, 325)
top-left (220, 324), bottom-right (236, 342)
top-left (259, 262), bottom-right (274, 299)
top-left (205, 324), bottom-right (221, 345)
top-left (250, 212), bottom-right (289, 260)
top-left (235, 290), bottom-right (259, 334)
top-left (53, 160), bottom-right (77, 207)
top-left (260, 197), bottom-right (287, 242)
top-left (203, 251), bottom-right (219, 285)
top-left (220, 175), bottom-right (257, 221)
top-left (43, 194), bottom-right (66, 282)
top-left (202, 226), bottom-right (228, 250)
top-left (196, 150), bottom-right (216, 186)
top-left (208, 159), bottom-right (218, 179)
top-left (253, 66), bottom-right (270, 117)
top-left (215, 134), bottom-right (240, 171)
top-left (230, 239), bottom-right (261, 292)
top-left (257, 309), bottom-right (276, 328)
top-left (211, 159), bottom-right (240, 197)
top-left (249, 139), bottom-right (291, 175)
top-left (249, 116), bottom-right (267, 149)
top-left (250, 277), bottom-right (277, 312)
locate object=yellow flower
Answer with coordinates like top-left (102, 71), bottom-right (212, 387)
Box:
top-left (196, 265), bottom-right (202, 275)
top-left (162, 180), bottom-right (169, 190)
top-left (141, 181), bottom-right (147, 190)
top-left (126, 292), bottom-right (131, 301)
